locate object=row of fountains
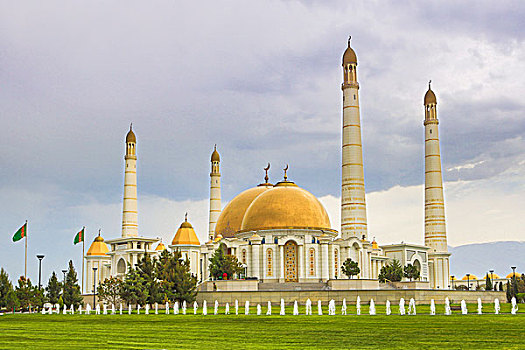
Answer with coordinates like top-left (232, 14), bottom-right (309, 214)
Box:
top-left (42, 297), bottom-right (520, 316)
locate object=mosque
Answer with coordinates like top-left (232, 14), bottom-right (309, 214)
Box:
top-left (84, 38), bottom-right (452, 292)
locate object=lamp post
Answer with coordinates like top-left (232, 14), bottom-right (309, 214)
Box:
top-left (36, 255), bottom-right (45, 289)
top-left (451, 275), bottom-right (455, 290)
top-left (92, 267), bottom-right (98, 306)
top-left (511, 266), bottom-right (517, 280)
top-left (466, 273), bottom-right (470, 291)
top-left (489, 269), bottom-right (494, 290)
top-left (62, 269), bottom-right (67, 293)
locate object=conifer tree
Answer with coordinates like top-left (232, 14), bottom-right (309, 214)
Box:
top-left (15, 276), bottom-right (34, 310)
top-left (378, 259), bottom-right (403, 282)
top-left (98, 277), bottom-right (124, 306)
top-left (6, 289), bottom-right (19, 313)
top-left (136, 252), bottom-right (161, 304)
top-left (485, 274), bottom-right (493, 291)
top-left (121, 265), bottom-right (149, 306)
top-left (0, 268), bottom-right (13, 308)
top-left (62, 260), bottom-right (83, 307)
top-left (403, 264), bottom-right (420, 281)
top-left (341, 258), bottom-right (360, 279)
top-left (46, 272), bottom-right (62, 304)
top-left (157, 250), bottom-right (197, 304)
top-left (208, 243), bottom-right (243, 280)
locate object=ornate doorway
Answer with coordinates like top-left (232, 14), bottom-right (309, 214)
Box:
top-left (284, 241), bottom-right (298, 282)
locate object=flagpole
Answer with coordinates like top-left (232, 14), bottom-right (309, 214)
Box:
top-left (25, 220), bottom-right (28, 279)
top-left (82, 227), bottom-right (85, 294)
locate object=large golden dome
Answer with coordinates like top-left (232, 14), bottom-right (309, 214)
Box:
top-left (214, 185), bottom-right (272, 238)
top-left (240, 181), bottom-right (332, 232)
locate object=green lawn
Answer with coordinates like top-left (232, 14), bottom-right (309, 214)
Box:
top-left (0, 305), bottom-right (524, 349)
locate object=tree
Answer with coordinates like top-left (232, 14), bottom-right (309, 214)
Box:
top-left (208, 243), bottom-right (243, 280)
top-left (136, 252), bottom-right (161, 304)
top-left (121, 265), bottom-right (149, 306)
top-left (157, 250), bottom-right (197, 304)
top-left (403, 264), bottom-right (420, 281)
top-left (378, 259), bottom-right (403, 283)
top-left (485, 274), bottom-right (493, 291)
top-left (0, 268), bottom-right (13, 308)
top-left (5, 289), bottom-right (19, 313)
top-left (341, 258), bottom-right (360, 279)
top-left (98, 277), bottom-right (124, 306)
top-left (62, 261), bottom-right (83, 307)
top-left (15, 276), bottom-right (34, 310)
top-left (46, 272), bottom-right (62, 304)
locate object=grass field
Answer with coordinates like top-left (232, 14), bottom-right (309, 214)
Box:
top-left (1, 304), bottom-right (524, 349)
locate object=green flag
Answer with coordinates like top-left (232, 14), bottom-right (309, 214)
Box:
top-left (74, 227), bottom-right (84, 245)
top-left (12, 223), bottom-right (27, 242)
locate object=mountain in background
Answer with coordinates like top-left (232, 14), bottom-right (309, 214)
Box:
top-left (449, 241), bottom-right (525, 279)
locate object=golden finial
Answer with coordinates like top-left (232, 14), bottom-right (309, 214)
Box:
top-left (348, 35), bottom-right (351, 47)
top-left (185, 212), bottom-right (188, 222)
top-left (98, 229), bottom-right (101, 236)
top-left (429, 80), bottom-right (432, 89)
top-left (283, 164), bottom-right (289, 181)
top-left (264, 163), bottom-right (270, 183)
top-left (130, 123), bottom-right (132, 131)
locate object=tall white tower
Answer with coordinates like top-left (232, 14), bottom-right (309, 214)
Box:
top-left (208, 145), bottom-right (221, 241)
top-left (341, 37), bottom-right (368, 240)
top-left (121, 124), bottom-right (138, 238)
top-left (423, 82), bottom-right (450, 289)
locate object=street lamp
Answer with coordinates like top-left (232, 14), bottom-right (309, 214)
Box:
top-left (451, 275), bottom-right (455, 290)
top-left (36, 255), bottom-right (45, 289)
top-left (511, 266), bottom-right (517, 280)
top-left (466, 273), bottom-right (470, 291)
top-left (92, 267), bottom-right (98, 306)
top-left (62, 269), bottom-right (67, 293)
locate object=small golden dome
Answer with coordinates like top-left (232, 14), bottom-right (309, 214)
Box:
top-left (214, 233), bottom-right (223, 243)
top-left (87, 234), bottom-right (109, 256)
top-left (462, 274), bottom-right (477, 280)
top-left (506, 272), bottom-right (521, 279)
top-left (424, 82), bottom-right (437, 105)
top-left (211, 145), bottom-right (220, 162)
top-left (172, 218), bottom-right (200, 246)
top-left (342, 37), bottom-right (357, 65)
top-left (450, 276), bottom-right (457, 281)
top-left (155, 242), bottom-right (166, 251)
top-left (372, 240), bottom-right (378, 250)
top-left (483, 272), bottom-right (500, 280)
top-left (126, 124), bottom-right (136, 143)
top-left (215, 185), bottom-right (272, 238)
top-left (240, 181), bottom-right (332, 232)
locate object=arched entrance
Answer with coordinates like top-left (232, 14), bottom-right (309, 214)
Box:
top-left (284, 241), bottom-right (298, 282)
top-left (117, 258), bottom-right (126, 274)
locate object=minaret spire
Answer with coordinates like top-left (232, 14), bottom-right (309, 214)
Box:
top-left (340, 37), bottom-right (368, 240)
top-left (208, 145), bottom-right (222, 241)
top-left (423, 83), bottom-right (451, 289)
top-left (122, 125), bottom-right (138, 237)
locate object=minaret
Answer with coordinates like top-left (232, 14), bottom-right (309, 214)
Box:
top-left (208, 145), bottom-right (221, 241)
top-left (340, 36), bottom-right (368, 240)
top-left (121, 124), bottom-right (138, 238)
top-left (423, 82), bottom-right (450, 289)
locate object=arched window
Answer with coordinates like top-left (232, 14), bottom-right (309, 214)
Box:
top-left (117, 258), bottom-right (126, 274)
top-left (242, 249), bottom-right (247, 265)
top-left (334, 249), bottom-right (339, 278)
top-left (267, 249), bottom-right (273, 277)
top-left (309, 248), bottom-right (315, 276)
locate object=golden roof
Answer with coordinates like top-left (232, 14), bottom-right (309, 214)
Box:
top-left (342, 37), bottom-right (357, 65)
top-left (155, 242), bottom-right (166, 251)
top-left (506, 272), bottom-right (521, 279)
top-left (424, 82), bottom-right (437, 105)
top-left (86, 234), bottom-right (109, 256)
top-left (240, 180), bottom-right (332, 232)
top-left (172, 218), bottom-right (200, 246)
top-left (214, 185), bottom-right (272, 238)
top-left (372, 240), bottom-right (378, 249)
top-left (462, 274), bottom-right (477, 280)
top-left (211, 146), bottom-right (220, 162)
top-left (126, 124), bottom-right (136, 143)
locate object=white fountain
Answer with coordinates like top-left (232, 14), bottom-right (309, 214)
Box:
top-left (477, 298), bottom-right (482, 315)
top-left (147, 304), bottom-right (151, 315)
top-left (78, 305), bottom-right (83, 315)
top-left (341, 298), bottom-right (347, 315)
top-left (235, 300), bottom-right (239, 315)
top-left (266, 301), bottom-right (272, 316)
top-left (356, 297), bottom-right (361, 315)
top-left (460, 300), bottom-right (467, 315)
top-left (399, 298), bottom-right (405, 316)
top-left (408, 298), bottom-right (416, 315)
top-left (102, 304), bottom-right (107, 315)
top-left (63, 305), bottom-right (67, 315)
top-left (305, 299), bottom-right (312, 316)
top-left (55, 304), bottom-right (60, 313)
top-left (445, 297), bottom-right (451, 315)
top-left (245, 300), bottom-right (250, 315)
top-left (214, 300), bottom-right (219, 315)
top-left (137, 305), bottom-right (141, 315)
top-left (128, 304), bottom-right (132, 315)
top-left (165, 302), bottom-right (169, 314)
top-left (86, 304), bottom-right (91, 315)
top-left (182, 301), bottom-right (187, 315)
top-left (318, 300), bottom-right (323, 315)
top-left (328, 300), bottom-right (335, 316)
top-left (494, 298), bottom-right (500, 314)
top-left (193, 301), bottom-right (198, 315)
top-left (430, 299), bottom-right (435, 315)
top-left (203, 300), bottom-right (207, 315)
top-left (225, 302), bottom-right (229, 315)
top-left (174, 301), bottom-right (179, 315)
top-left (280, 299), bottom-right (285, 316)
top-left (120, 303), bottom-right (123, 315)
top-left (155, 303), bottom-right (158, 315)
top-left (293, 301), bottom-right (299, 315)
top-left (41, 307), bottom-right (46, 315)
top-left (369, 299), bottom-right (376, 315)
top-left (257, 304), bottom-right (261, 315)
top-left (70, 305), bottom-right (74, 314)
top-left (96, 304), bottom-right (101, 315)
top-left (511, 297), bottom-right (518, 315)
top-left (386, 300), bottom-right (391, 315)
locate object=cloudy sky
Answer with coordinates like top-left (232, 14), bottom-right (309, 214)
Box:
top-left (1, 1), bottom-right (524, 284)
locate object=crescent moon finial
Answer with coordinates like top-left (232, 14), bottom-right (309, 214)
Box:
top-left (263, 163), bottom-right (270, 183)
top-left (283, 164), bottom-right (289, 181)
